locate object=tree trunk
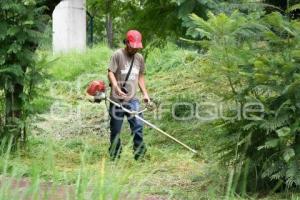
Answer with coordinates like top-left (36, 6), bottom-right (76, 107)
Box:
top-left (105, 0), bottom-right (114, 48)
top-left (4, 82), bottom-right (25, 145)
top-left (264, 0), bottom-right (287, 10)
top-left (43, 0), bottom-right (61, 16)
top-left (295, 131), bottom-right (300, 156)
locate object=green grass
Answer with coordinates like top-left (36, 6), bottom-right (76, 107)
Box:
top-left (0, 133), bottom-right (203, 199)
top-left (1, 43), bottom-right (299, 199)
top-left (48, 44), bottom-right (111, 81)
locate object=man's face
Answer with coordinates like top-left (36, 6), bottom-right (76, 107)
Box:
top-left (126, 43), bottom-right (139, 55)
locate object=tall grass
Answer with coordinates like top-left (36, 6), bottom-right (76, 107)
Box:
top-left (38, 43), bottom-right (226, 199)
top-left (3, 43), bottom-right (297, 199)
top-left (48, 44), bottom-right (112, 81)
top-left (0, 132), bottom-right (204, 199)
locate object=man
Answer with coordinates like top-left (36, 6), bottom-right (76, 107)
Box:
top-left (107, 30), bottom-right (150, 160)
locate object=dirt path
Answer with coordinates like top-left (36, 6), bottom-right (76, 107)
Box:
top-left (0, 176), bottom-right (169, 200)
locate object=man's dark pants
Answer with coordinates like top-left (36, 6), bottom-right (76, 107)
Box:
top-left (109, 99), bottom-right (146, 160)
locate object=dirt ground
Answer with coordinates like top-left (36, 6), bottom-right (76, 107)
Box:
top-left (0, 176), bottom-right (169, 200)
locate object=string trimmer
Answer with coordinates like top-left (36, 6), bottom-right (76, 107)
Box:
top-left (86, 80), bottom-right (197, 154)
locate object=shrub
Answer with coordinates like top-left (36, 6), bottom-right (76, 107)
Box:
top-left (186, 10), bottom-right (300, 194)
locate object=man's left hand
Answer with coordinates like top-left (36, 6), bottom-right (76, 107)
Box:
top-left (143, 93), bottom-right (151, 104)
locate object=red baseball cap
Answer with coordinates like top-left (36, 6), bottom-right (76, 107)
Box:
top-left (126, 30), bottom-right (143, 49)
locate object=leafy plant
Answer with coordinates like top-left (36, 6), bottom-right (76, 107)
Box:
top-left (0, 0), bottom-right (48, 145)
top-left (186, 9), bottom-right (300, 195)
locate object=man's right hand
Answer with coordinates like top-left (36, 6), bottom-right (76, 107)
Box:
top-left (108, 70), bottom-right (127, 99)
top-left (115, 86), bottom-right (127, 97)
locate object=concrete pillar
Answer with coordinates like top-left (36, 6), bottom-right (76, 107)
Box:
top-left (52, 0), bottom-right (86, 53)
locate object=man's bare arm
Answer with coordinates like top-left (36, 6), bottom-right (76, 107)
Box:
top-left (138, 74), bottom-right (150, 102)
top-left (108, 70), bottom-right (126, 97)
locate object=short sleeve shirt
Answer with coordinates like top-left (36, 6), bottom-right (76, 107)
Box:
top-left (108, 48), bottom-right (145, 102)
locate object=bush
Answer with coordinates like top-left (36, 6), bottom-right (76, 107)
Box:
top-left (186, 10), bottom-right (300, 194)
top-left (0, 0), bottom-right (48, 144)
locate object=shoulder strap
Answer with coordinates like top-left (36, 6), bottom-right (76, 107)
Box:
top-left (122, 55), bottom-right (135, 88)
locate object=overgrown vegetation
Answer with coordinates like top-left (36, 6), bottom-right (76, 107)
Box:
top-left (0, 44), bottom-right (208, 199)
top-left (0, 0), bottom-right (47, 145)
top-left (1, 0), bottom-right (300, 199)
top-left (186, 6), bottom-right (300, 197)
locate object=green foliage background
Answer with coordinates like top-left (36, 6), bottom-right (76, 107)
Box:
top-left (0, 0), bottom-right (48, 143)
top-left (186, 7), bottom-right (300, 195)
top-left (1, 0), bottom-right (300, 199)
